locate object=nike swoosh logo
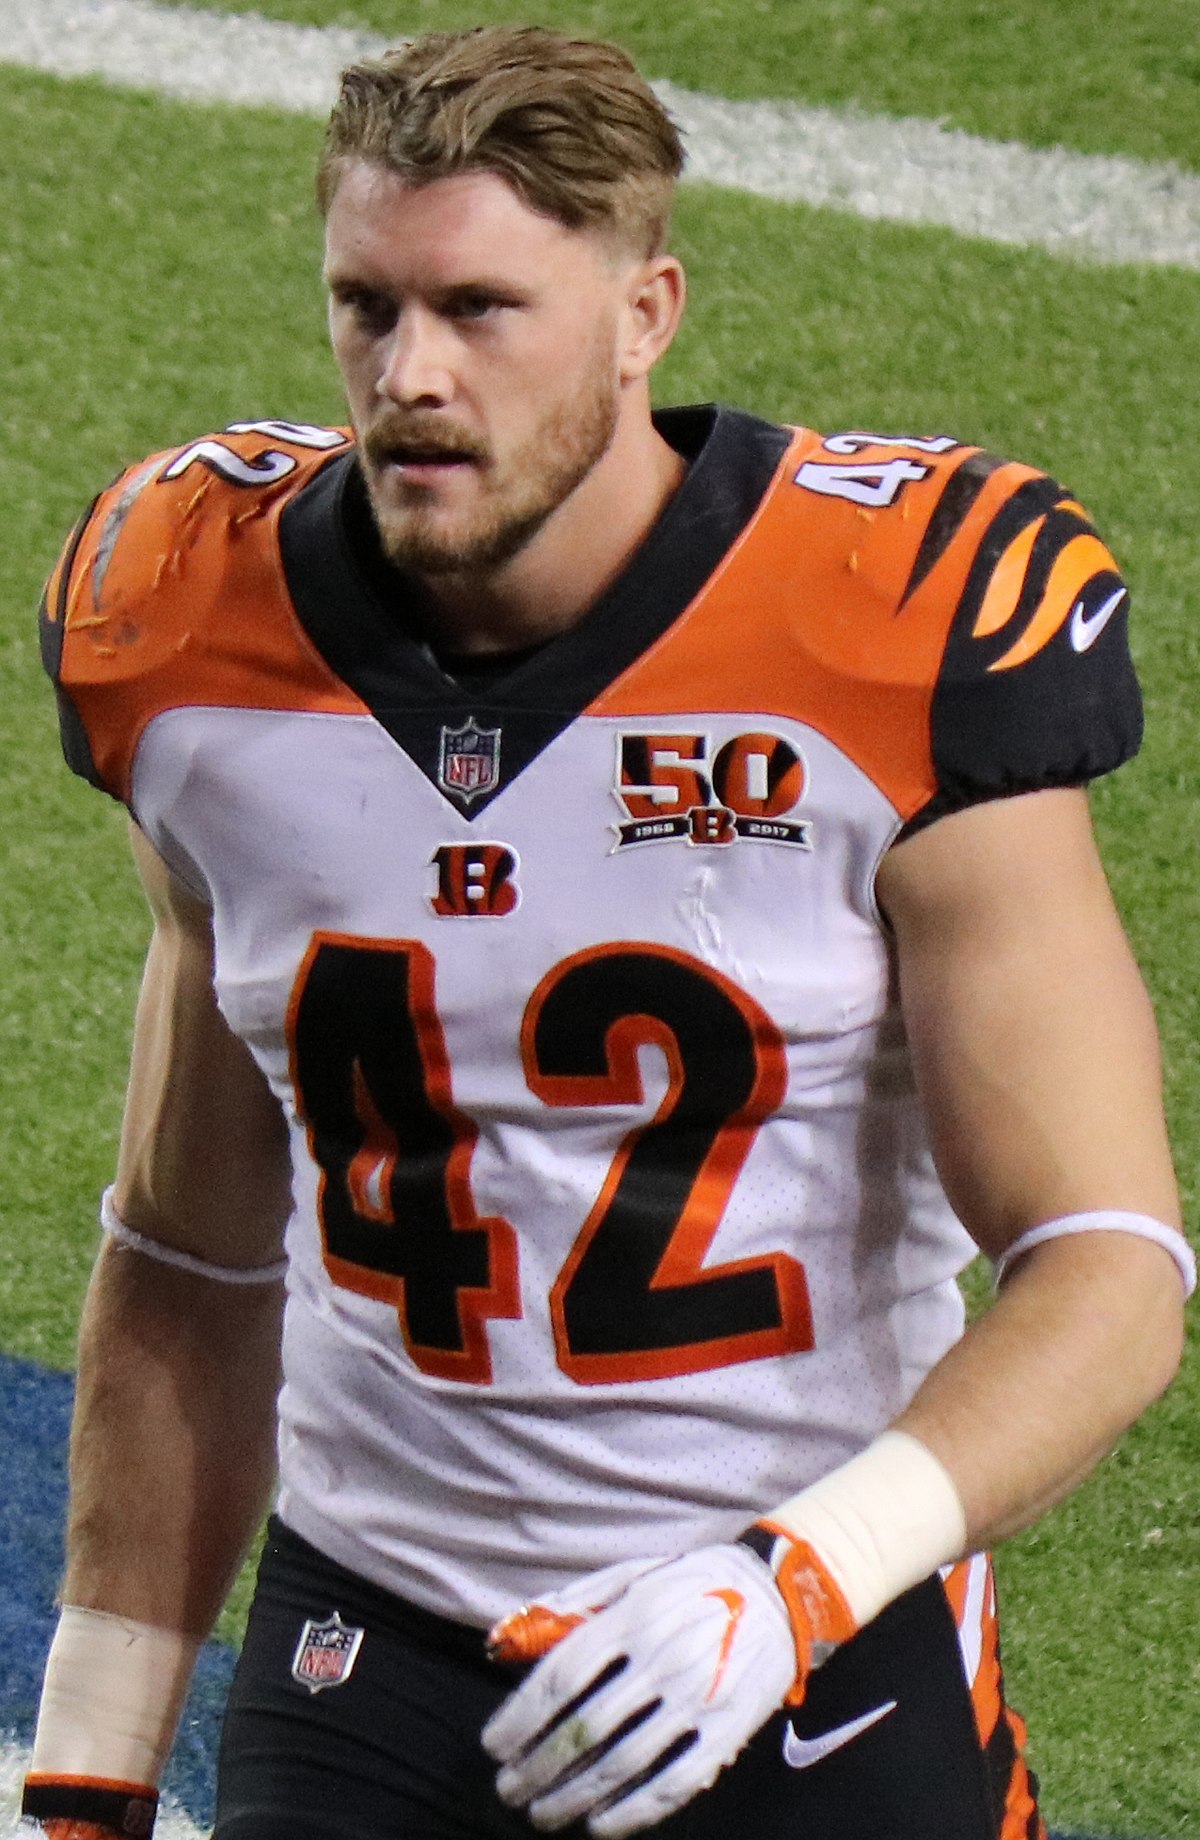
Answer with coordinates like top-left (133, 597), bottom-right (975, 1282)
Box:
top-left (1069, 586), bottom-right (1126, 652)
top-left (782, 1698), bottom-right (897, 1769)
top-left (703, 1588), bottom-right (746, 1701)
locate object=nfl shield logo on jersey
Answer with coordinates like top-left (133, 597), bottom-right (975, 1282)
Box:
top-left (439, 717), bottom-right (501, 803)
top-left (290, 1610), bottom-right (365, 1693)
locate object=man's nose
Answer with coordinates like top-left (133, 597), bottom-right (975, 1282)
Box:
top-left (377, 309), bottom-right (455, 407)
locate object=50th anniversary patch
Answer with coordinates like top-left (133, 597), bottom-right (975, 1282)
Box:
top-left (612, 730), bottom-right (811, 851)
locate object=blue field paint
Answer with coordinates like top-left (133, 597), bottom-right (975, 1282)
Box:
top-left (0, 1351), bottom-right (232, 1826)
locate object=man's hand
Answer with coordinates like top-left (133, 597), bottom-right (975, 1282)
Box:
top-left (482, 1540), bottom-right (847, 1837)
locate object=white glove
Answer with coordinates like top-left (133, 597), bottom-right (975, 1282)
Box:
top-left (482, 1543), bottom-right (801, 1837)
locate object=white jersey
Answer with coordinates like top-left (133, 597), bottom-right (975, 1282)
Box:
top-left (44, 406), bottom-right (1141, 1625)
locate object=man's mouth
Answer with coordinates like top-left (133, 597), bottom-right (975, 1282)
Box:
top-left (386, 444), bottom-right (476, 468)
top-left (367, 432), bottom-right (486, 477)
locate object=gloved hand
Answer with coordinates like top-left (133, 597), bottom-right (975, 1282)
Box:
top-left (482, 1534), bottom-right (853, 1837)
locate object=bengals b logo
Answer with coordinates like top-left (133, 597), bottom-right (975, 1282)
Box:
top-left (431, 844), bottom-right (520, 918)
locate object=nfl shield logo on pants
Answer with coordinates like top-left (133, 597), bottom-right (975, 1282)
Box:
top-left (291, 1610), bottom-right (365, 1693)
top-left (439, 717), bottom-right (502, 803)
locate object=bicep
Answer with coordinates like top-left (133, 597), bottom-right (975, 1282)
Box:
top-left (112, 824), bottom-right (292, 1266)
top-left (877, 787), bottom-right (1180, 1255)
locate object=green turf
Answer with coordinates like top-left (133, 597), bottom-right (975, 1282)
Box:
top-left (1000, 1379), bottom-right (1200, 1837)
top-left (155, 0), bottom-right (1200, 172)
top-left (0, 71), bottom-right (338, 1363)
top-left (1, 52), bottom-right (1197, 1835)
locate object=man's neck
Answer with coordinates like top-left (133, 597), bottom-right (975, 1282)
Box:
top-left (413, 411), bottom-right (687, 657)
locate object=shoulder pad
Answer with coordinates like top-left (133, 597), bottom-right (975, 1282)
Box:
top-left (791, 430), bottom-right (1142, 816)
top-left (42, 420), bottom-right (359, 803)
top-left (599, 427), bottom-right (1139, 822)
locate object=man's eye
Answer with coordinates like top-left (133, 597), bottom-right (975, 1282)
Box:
top-left (448, 293), bottom-right (511, 321)
top-left (337, 291), bottom-right (394, 330)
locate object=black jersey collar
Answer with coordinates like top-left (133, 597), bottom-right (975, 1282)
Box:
top-left (278, 403), bottom-right (792, 814)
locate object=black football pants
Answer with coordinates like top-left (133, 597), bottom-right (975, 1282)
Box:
top-left (213, 1517), bottom-right (1043, 1840)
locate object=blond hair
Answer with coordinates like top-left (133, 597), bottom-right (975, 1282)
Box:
top-left (317, 25), bottom-right (684, 256)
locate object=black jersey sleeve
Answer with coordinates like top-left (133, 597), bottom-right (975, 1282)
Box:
top-left (38, 489), bottom-right (109, 793)
top-left (908, 471), bottom-right (1142, 835)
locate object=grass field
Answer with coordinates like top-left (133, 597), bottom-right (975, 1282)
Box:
top-left (156, 0), bottom-right (1200, 169)
top-left (1, 3), bottom-right (1197, 1833)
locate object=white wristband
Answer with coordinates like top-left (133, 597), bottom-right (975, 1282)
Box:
top-left (101, 1186), bottom-right (288, 1286)
top-left (992, 1211), bottom-right (1196, 1296)
top-left (765, 1430), bottom-right (967, 1628)
top-left (32, 1605), bottom-right (199, 1784)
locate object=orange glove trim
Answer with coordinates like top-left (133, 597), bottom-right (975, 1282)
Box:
top-left (746, 1522), bottom-right (859, 1704)
top-left (487, 1604), bottom-right (586, 1665)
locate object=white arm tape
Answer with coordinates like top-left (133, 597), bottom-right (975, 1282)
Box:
top-left (31, 1605), bottom-right (200, 1783)
top-left (992, 1210), bottom-right (1196, 1297)
top-left (766, 1430), bottom-right (967, 1629)
top-left (101, 1186), bottom-right (288, 1286)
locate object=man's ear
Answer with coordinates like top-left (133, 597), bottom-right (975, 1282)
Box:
top-left (618, 255), bottom-right (687, 382)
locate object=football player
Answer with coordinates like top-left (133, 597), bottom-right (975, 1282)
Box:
top-left (22, 26), bottom-right (1192, 1840)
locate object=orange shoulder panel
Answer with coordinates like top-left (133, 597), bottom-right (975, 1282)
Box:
top-left (592, 430), bottom-right (1043, 821)
top-left (47, 428), bottom-right (368, 804)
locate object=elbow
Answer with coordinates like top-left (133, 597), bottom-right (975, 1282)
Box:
top-left (1009, 1229), bottom-right (1190, 1427)
top-left (1120, 1249), bottom-right (1188, 1421)
top-left (1141, 1284), bottom-right (1187, 1405)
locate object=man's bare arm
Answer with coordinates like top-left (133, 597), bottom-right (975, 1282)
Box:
top-left (24, 830), bottom-right (292, 1814)
top-left (686, 784), bottom-right (1186, 1607)
top-left (62, 825), bottom-right (292, 1637)
top-left (878, 785), bottom-right (1186, 1547)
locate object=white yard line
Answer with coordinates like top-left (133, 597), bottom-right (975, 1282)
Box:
top-left (3, 0), bottom-right (1200, 270)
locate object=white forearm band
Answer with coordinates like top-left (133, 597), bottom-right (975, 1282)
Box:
top-left (991, 1210), bottom-right (1196, 1296)
top-left (766, 1430), bottom-right (967, 1629)
top-left (101, 1186), bottom-right (288, 1286)
top-left (31, 1605), bottom-right (200, 1783)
